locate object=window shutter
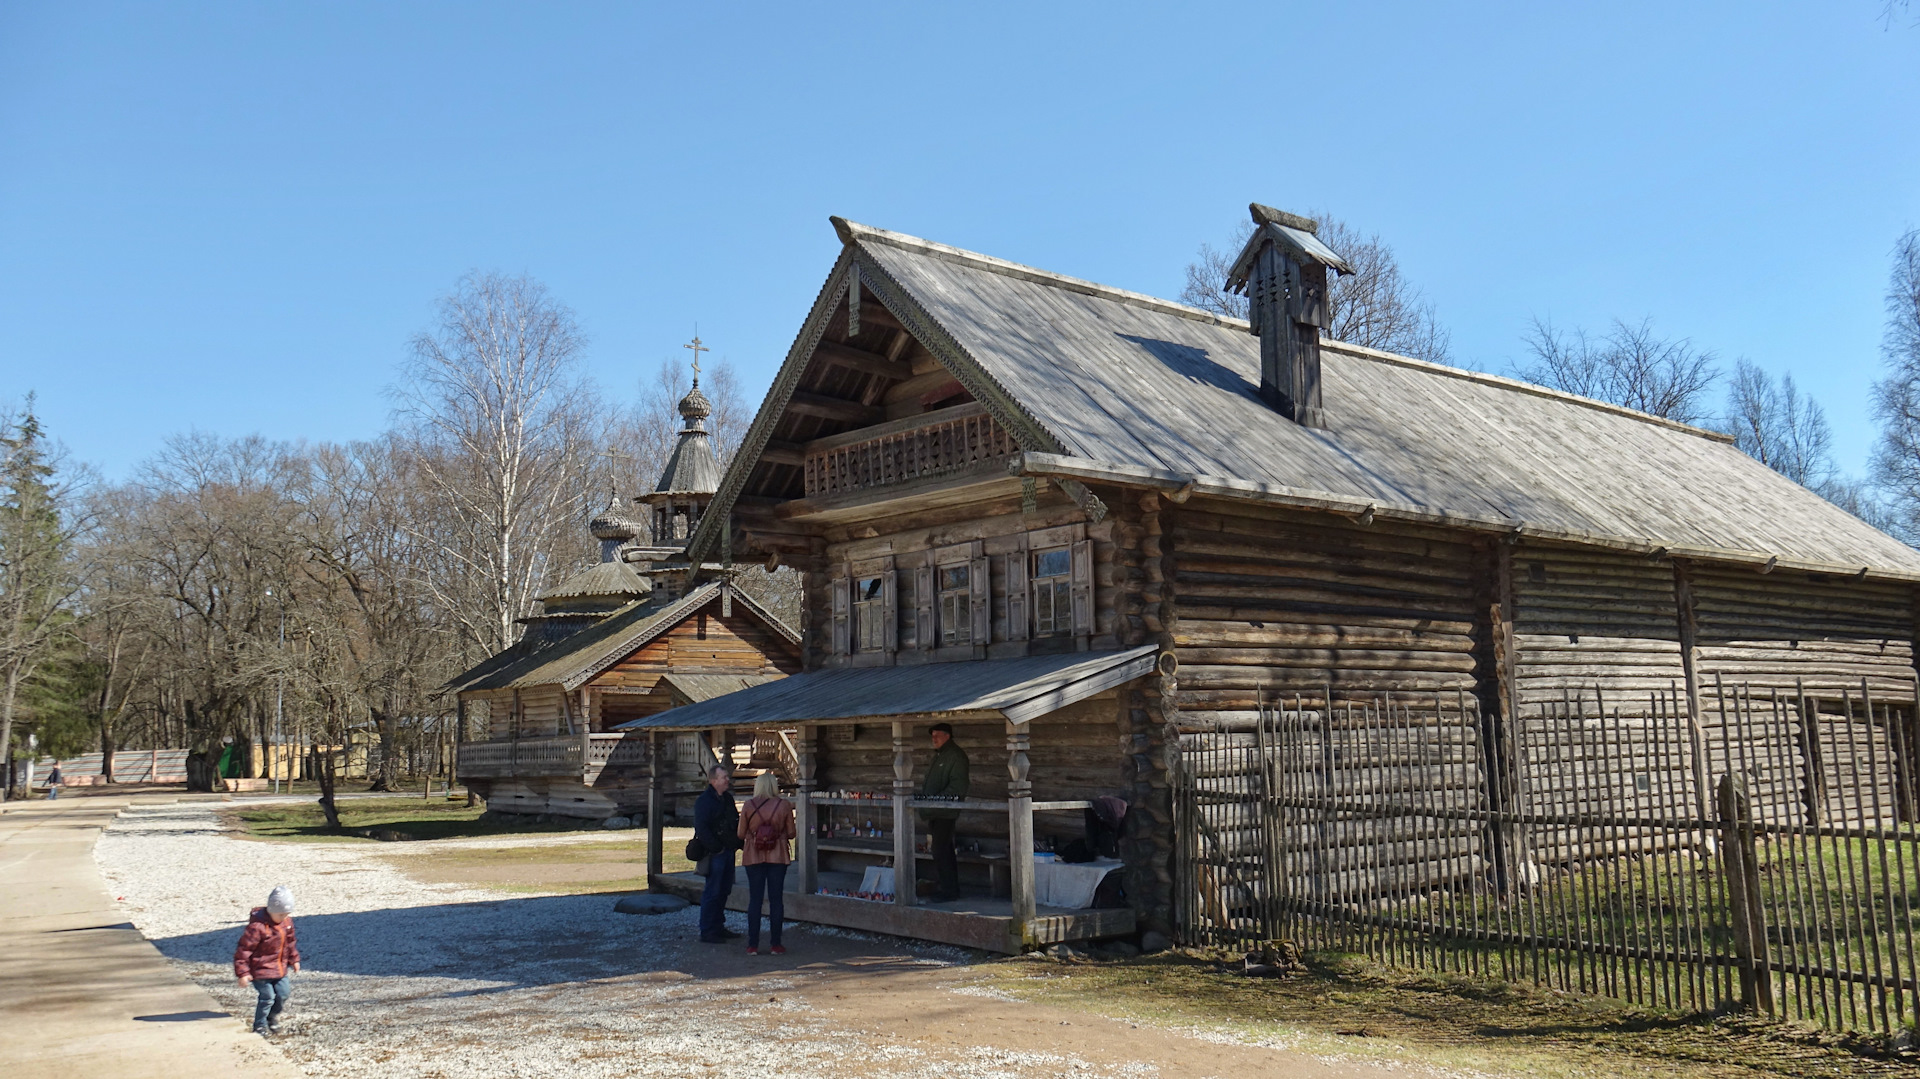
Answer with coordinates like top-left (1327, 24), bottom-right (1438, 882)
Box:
top-left (882, 569), bottom-right (899, 653)
top-left (970, 553), bottom-right (991, 645)
top-left (1005, 546), bottom-right (1029, 642)
top-left (1070, 538), bottom-right (1094, 636)
top-left (831, 571), bottom-right (850, 656)
top-left (914, 563), bottom-right (935, 649)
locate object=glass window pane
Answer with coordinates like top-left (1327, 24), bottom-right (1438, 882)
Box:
top-left (1034, 548), bottom-right (1071, 578)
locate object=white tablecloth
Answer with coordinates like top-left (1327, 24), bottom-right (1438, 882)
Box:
top-left (1032, 857), bottom-right (1123, 909)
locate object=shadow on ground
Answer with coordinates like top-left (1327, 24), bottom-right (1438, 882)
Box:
top-left (146, 891), bottom-right (967, 992)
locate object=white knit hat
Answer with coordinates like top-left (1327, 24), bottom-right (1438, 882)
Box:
top-left (266, 885), bottom-right (295, 915)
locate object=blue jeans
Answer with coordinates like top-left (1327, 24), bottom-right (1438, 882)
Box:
top-left (251, 976), bottom-right (290, 1031)
top-left (699, 850), bottom-right (736, 939)
top-left (745, 862), bottom-right (787, 949)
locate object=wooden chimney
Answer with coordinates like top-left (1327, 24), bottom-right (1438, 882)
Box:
top-left (1226, 203), bottom-right (1353, 428)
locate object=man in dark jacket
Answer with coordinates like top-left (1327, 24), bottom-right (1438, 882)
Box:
top-left (918, 723), bottom-right (970, 902)
top-left (693, 763), bottom-right (740, 942)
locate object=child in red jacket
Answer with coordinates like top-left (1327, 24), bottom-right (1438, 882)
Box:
top-left (233, 885), bottom-right (301, 1035)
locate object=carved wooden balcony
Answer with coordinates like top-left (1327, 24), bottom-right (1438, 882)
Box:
top-left (802, 404), bottom-right (1016, 499)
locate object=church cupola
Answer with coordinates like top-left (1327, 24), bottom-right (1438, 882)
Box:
top-left (637, 337), bottom-right (723, 548)
top-left (588, 491), bottom-right (641, 564)
top-left (1225, 203), bottom-right (1354, 428)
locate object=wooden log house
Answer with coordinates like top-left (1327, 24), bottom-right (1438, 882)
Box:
top-left (451, 378), bottom-right (803, 818)
top-left (619, 205), bottom-right (1920, 953)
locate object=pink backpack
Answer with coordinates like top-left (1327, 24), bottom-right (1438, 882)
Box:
top-left (748, 799), bottom-right (783, 854)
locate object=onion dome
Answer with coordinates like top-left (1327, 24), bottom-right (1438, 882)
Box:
top-left (678, 382), bottom-right (713, 423)
top-left (589, 495), bottom-right (641, 543)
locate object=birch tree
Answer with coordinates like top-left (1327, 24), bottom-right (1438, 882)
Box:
top-left (395, 272), bottom-right (599, 657)
top-left (1871, 228), bottom-right (1920, 540)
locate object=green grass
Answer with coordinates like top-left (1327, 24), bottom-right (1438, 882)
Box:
top-left (982, 950), bottom-right (1920, 1079)
top-left (229, 797), bottom-right (607, 842)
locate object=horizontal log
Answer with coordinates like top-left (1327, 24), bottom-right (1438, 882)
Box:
top-left (1175, 620), bottom-right (1475, 651)
top-left (1176, 647), bottom-right (1477, 672)
top-left (1168, 515), bottom-right (1475, 565)
top-left (812, 340), bottom-right (913, 381)
top-left (1180, 605), bottom-right (1474, 635)
top-left (786, 392), bottom-right (884, 424)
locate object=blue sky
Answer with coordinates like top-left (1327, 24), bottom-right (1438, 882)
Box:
top-left (2, 2), bottom-right (1916, 482)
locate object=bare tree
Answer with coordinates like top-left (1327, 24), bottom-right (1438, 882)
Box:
top-left (1871, 228), bottom-right (1920, 540)
top-left (1513, 317), bottom-right (1721, 426)
top-left (395, 271), bottom-right (599, 657)
top-left (1724, 359), bottom-right (1836, 488)
top-left (1181, 215), bottom-right (1453, 365)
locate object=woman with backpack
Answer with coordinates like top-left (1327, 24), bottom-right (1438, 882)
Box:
top-left (735, 771), bottom-right (796, 955)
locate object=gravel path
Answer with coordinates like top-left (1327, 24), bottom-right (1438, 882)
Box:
top-left (93, 802), bottom-right (1169, 1079)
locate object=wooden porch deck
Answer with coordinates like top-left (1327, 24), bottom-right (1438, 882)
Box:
top-left (649, 870), bottom-right (1134, 954)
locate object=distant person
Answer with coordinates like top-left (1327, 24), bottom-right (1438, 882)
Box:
top-left (234, 885), bottom-right (301, 1036)
top-left (918, 722), bottom-right (970, 902)
top-left (693, 763), bottom-right (740, 943)
top-left (45, 764), bottom-right (61, 800)
top-left (736, 771), bottom-right (795, 955)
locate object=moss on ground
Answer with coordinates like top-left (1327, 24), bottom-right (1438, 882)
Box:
top-left (978, 950), bottom-right (1920, 1079)
top-left (228, 797), bottom-right (603, 842)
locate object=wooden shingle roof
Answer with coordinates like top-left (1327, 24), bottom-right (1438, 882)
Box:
top-left (686, 219), bottom-right (1920, 581)
top-left (451, 582), bottom-right (799, 694)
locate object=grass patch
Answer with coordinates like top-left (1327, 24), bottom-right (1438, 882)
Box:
top-left (388, 832), bottom-right (697, 895)
top-left (228, 797), bottom-right (606, 842)
top-left (979, 950), bottom-right (1920, 1079)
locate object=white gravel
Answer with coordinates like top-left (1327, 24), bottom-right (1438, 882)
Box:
top-left (95, 802), bottom-right (1156, 1079)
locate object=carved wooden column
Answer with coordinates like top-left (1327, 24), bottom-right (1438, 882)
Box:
top-left (646, 731), bottom-right (664, 881)
top-left (797, 724), bottom-right (819, 894)
top-left (1006, 720), bottom-right (1035, 944)
top-left (892, 721), bottom-right (917, 906)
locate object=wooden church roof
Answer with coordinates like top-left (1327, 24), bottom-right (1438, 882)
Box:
top-left (448, 581), bottom-right (799, 695)
top-left (684, 218), bottom-right (1920, 581)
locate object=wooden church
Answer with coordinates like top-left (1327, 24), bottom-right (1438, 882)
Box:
top-left (450, 375), bottom-right (802, 819)
top-left (611, 205), bottom-right (1920, 954)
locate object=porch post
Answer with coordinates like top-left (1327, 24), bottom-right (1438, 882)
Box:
top-left (892, 721), bottom-right (917, 906)
top-left (797, 724), bottom-right (819, 894)
top-left (1006, 720), bottom-right (1035, 946)
top-left (646, 731), bottom-right (664, 882)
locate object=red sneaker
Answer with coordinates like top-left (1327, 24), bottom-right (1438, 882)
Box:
top-left (745, 946), bottom-right (758, 955)
top-left (770, 945), bottom-right (787, 955)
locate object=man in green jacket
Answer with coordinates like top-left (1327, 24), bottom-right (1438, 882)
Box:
top-left (919, 722), bottom-right (970, 902)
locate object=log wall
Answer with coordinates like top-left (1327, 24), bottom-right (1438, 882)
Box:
top-left (1165, 499), bottom-right (1481, 714)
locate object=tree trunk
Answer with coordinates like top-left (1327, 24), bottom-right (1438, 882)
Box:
top-left (316, 745), bottom-right (341, 830)
top-left (0, 664), bottom-right (21, 801)
top-left (367, 709), bottom-right (399, 792)
top-left (101, 729), bottom-right (115, 785)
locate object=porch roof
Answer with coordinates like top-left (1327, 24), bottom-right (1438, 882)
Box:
top-left (614, 645), bottom-right (1160, 731)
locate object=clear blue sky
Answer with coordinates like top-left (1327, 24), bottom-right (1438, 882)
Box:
top-left (3, 2), bottom-right (1916, 482)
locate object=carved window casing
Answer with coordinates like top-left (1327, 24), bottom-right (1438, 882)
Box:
top-left (938, 565), bottom-right (973, 646)
top-left (853, 576), bottom-right (887, 652)
top-left (1032, 547), bottom-right (1074, 637)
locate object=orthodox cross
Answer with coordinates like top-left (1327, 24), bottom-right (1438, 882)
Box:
top-left (683, 334), bottom-right (709, 384)
top-left (597, 445), bottom-right (636, 498)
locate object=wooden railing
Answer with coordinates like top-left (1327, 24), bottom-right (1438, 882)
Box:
top-left (803, 408), bottom-right (1015, 498)
top-left (586, 733), bottom-right (649, 772)
top-left (457, 734), bottom-right (591, 779)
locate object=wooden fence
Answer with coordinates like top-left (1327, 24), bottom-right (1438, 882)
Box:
top-left (1172, 680), bottom-right (1920, 1034)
